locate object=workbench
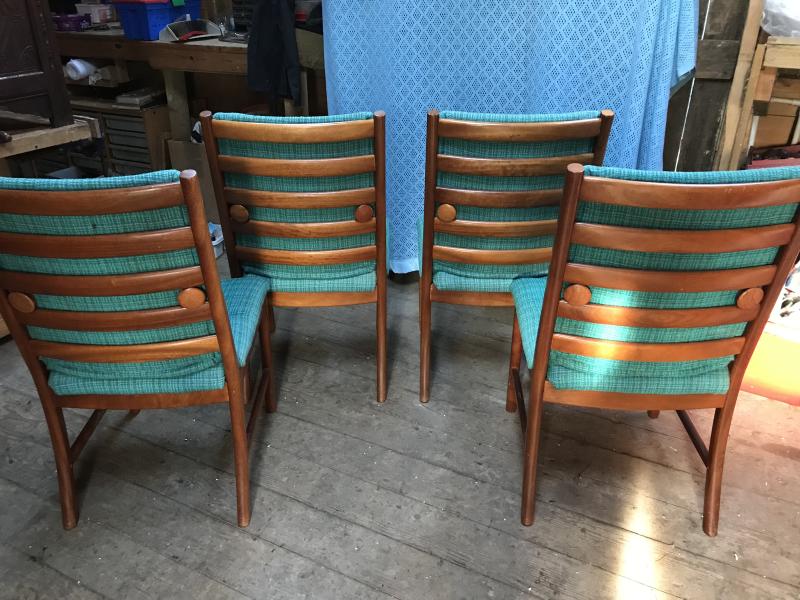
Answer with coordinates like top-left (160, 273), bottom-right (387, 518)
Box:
top-left (55, 28), bottom-right (325, 140)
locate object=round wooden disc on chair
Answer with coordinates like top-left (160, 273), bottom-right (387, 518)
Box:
top-left (8, 292), bottom-right (36, 313)
top-left (737, 287), bottom-right (764, 309)
top-left (436, 203), bottom-right (457, 222)
top-left (229, 204), bottom-right (250, 223)
top-left (178, 287), bottom-right (207, 308)
top-left (564, 284), bottom-right (591, 306)
top-left (354, 204), bottom-right (374, 222)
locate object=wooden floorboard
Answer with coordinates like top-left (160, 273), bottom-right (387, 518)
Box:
top-left (0, 280), bottom-right (798, 599)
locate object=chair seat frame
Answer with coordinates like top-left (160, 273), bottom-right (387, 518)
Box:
top-left (508, 164), bottom-right (800, 536)
top-left (0, 171), bottom-right (273, 529)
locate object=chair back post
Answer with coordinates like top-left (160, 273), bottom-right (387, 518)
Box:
top-left (592, 110), bottom-right (615, 165)
top-left (179, 170), bottom-right (241, 397)
top-left (374, 111), bottom-right (387, 282)
top-left (200, 111), bottom-right (243, 278)
top-left (528, 163), bottom-right (584, 407)
top-left (422, 109), bottom-right (440, 289)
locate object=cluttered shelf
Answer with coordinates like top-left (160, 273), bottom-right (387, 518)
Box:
top-left (55, 27), bottom-right (324, 74)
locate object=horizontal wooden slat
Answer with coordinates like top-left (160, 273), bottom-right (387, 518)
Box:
top-left (556, 301), bottom-right (759, 328)
top-left (438, 118), bottom-right (601, 142)
top-left (543, 383), bottom-right (726, 410)
top-left (434, 218), bottom-right (557, 237)
top-left (432, 246), bottom-right (551, 265)
top-left (435, 187), bottom-right (562, 208)
top-left (270, 290), bottom-right (377, 307)
top-left (31, 335), bottom-right (219, 363)
top-left (233, 218), bottom-right (375, 238)
top-left (224, 187), bottom-right (376, 209)
top-left (236, 245), bottom-right (376, 265)
top-left (0, 227), bottom-right (195, 258)
top-left (563, 263), bottom-right (776, 292)
top-left (18, 304), bottom-right (212, 331)
top-left (0, 183), bottom-right (184, 216)
top-left (54, 388), bottom-right (227, 409)
top-left (218, 154), bottom-right (375, 178)
top-left (571, 223), bottom-right (796, 253)
top-left (212, 118), bottom-right (374, 144)
top-left (551, 333), bottom-right (745, 361)
top-left (437, 153), bottom-right (593, 177)
top-left (429, 285), bottom-right (514, 306)
top-left (581, 176), bottom-right (800, 209)
top-left (0, 266), bottom-right (204, 296)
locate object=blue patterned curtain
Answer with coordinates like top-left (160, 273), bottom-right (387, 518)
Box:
top-left (323, 1), bottom-right (698, 273)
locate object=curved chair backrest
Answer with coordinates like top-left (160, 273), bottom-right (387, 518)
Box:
top-left (200, 111), bottom-right (386, 294)
top-left (0, 170), bottom-right (239, 400)
top-left (422, 109), bottom-right (614, 288)
top-left (531, 165), bottom-right (800, 407)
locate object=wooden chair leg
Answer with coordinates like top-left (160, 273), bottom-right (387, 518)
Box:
top-left (268, 304), bottom-right (276, 333)
top-left (376, 293), bottom-right (388, 403)
top-left (703, 404), bottom-right (736, 536)
top-left (227, 387), bottom-right (251, 527)
top-left (41, 400), bottom-right (78, 529)
top-left (419, 289), bottom-right (432, 403)
top-left (128, 409), bottom-right (141, 417)
top-left (647, 410), bottom-right (660, 419)
top-left (260, 308), bottom-right (277, 413)
top-left (521, 379), bottom-right (545, 526)
top-left (507, 313), bottom-right (522, 413)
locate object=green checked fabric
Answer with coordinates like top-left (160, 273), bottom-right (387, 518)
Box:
top-left (0, 171), bottom-right (267, 396)
top-left (213, 112), bottom-right (378, 293)
top-left (512, 165), bottom-right (800, 395)
top-left (431, 110), bottom-right (600, 292)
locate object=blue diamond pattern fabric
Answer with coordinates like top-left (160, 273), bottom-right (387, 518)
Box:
top-left (323, 1), bottom-right (697, 273)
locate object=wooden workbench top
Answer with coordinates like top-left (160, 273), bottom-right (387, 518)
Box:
top-left (55, 27), bottom-right (324, 74)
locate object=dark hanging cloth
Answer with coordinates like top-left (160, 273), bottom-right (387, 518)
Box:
top-left (247, 0), bottom-right (300, 104)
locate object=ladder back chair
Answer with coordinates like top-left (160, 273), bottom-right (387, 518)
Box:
top-left (201, 111), bottom-right (388, 402)
top-left (420, 109), bottom-right (614, 403)
top-left (0, 170), bottom-right (272, 529)
top-left (509, 164), bottom-right (800, 536)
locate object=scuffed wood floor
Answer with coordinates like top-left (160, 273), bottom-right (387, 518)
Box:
top-left (1, 279), bottom-right (799, 599)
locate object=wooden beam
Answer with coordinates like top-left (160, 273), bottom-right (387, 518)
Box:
top-left (695, 39), bottom-right (740, 80)
top-left (0, 122), bottom-right (92, 159)
top-left (763, 37), bottom-right (800, 69)
top-left (715, 0), bottom-right (766, 169)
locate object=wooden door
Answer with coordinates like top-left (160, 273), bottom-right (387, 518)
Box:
top-left (0, 0), bottom-right (71, 126)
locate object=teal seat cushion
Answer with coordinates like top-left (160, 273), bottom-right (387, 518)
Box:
top-left (47, 275), bottom-right (269, 396)
top-left (433, 271), bottom-right (516, 293)
top-left (220, 275), bottom-right (270, 366)
top-left (263, 271), bottom-right (376, 293)
top-left (510, 277), bottom-right (732, 396)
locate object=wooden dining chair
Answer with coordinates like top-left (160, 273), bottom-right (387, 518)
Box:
top-left (200, 111), bottom-right (387, 402)
top-left (0, 169), bottom-right (273, 529)
top-left (508, 164), bottom-right (800, 536)
top-left (420, 109), bottom-right (614, 403)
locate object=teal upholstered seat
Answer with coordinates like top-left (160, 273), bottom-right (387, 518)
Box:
top-left (511, 165), bottom-right (800, 395)
top-left (212, 112), bottom-right (378, 292)
top-left (431, 110), bottom-right (601, 292)
top-left (0, 171), bottom-right (268, 396)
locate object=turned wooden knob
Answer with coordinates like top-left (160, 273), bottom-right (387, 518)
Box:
top-left (229, 204), bottom-right (250, 223)
top-left (737, 287), bottom-right (764, 309)
top-left (355, 204), bottom-right (374, 222)
top-left (436, 203), bottom-right (456, 222)
top-left (178, 287), bottom-right (207, 308)
top-left (8, 292), bottom-right (36, 313)
top-left (564, 284), bottom-right (591, 306)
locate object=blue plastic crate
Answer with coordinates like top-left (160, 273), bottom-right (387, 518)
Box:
top-left (115, 0), bottom-right (200, 41)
